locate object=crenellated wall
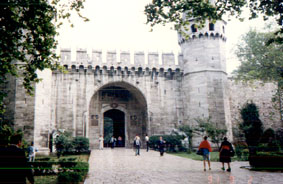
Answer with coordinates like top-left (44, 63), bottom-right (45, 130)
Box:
top-left (60, 49), bottom-right (182, 71)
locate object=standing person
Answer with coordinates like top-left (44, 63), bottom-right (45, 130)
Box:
top-left (198, 136), bottom-right (212, 171)
top-left (134, 135), bottom-right (141, 156)
top-left (99, 135), bottom-right (104, 150)
top-left (110, 136), bottom-right (115, 149)
top-left (145, 134), bottom-right (149, 152)
top-left (118, 136), bottom-right (122, 147)
top-left (27, 141), bottom-right (37, 162)
top-left (158, 136), bottom-right (166, 156)
top-left (219, 137), bottom-right (234, 172)
top-left (0, 134), bottom-right (34, 184)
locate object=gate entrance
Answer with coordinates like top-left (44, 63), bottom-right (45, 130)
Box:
top-left (104, 109), bottom-right (125, 147)
top-left (89, 81), bottom-right (148, 148)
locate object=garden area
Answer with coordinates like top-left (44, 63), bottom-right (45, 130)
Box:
top-left (148, 102), bottom-right (283, 171)
top-left (0, 126), bottom-right (91, 184)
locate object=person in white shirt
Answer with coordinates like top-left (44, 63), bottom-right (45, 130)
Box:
top-left (145, 134), bottom-right (149, 152)
top-left (134, 135), bottom-right (141, 156)
top-left (99, 135), bottom-right (104, 150)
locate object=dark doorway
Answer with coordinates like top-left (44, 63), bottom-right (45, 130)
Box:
top-left (104, 109), bottom-right (125, 147)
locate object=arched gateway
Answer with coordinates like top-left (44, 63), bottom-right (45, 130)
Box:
top-left (88, 82), bottom-right (147, 148)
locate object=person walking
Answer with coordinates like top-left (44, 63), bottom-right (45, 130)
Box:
top-left (145, 134), bottom-right (149, 152)
top-left (99, 135), bottom-right (104, 150)
top-left (219, 137), bottom-right (234, 172)
top-left (134, 135), bottom-right (141, 156)
top-left (0, 134), bottom-right (34, 184)
top-left (110, 136), bottom-right (115, 149)
top-left (27, 141), bottom-right (37, 162)
top-left (198, 136), bottom-right (212, 171)
top-left (158, 136), bottom-right (166, 156)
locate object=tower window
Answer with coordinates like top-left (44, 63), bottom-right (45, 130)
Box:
top-left (223, 26), bottom-right (225, 33)
top-left (191, 24), bottom-right (197, 33)
top-left (209, 23), bottom-right (214, 31)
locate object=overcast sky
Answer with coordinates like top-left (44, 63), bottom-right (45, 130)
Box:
top-left (57, 0), bottom-right (267, 75)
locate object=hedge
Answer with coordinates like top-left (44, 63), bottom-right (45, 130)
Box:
top-left (30, 161), bottom-right (89, 183)
top-left (149, 135), bottom-right (185, 152)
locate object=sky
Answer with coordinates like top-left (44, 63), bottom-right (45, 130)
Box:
top-left (57, 0), bottom-right (268, 75)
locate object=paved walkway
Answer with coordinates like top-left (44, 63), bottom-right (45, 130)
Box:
top-left (84, 148), bottom-right (283, 184)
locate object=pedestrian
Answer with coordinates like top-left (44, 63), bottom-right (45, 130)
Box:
top-left (110, 136), bottom-right (115, 149)
top-left (27, 141), bottom-right (37, 162)
top-left (219, 137), bottom-right (234, 172)
top-left (0, 134), bottom-right (34, 184)
top-left (145, 134), bottom-right (149, 152)
top-left (158, 136), bottom-right (166, 156)
top-left (99, 135), bottom-right (104, 150)
top-left (198, 136), bottom-right (212, 171)
top-left (118, 136), bottom-right (122, 147)
top-left (134, 135), bottom-right (141, 156)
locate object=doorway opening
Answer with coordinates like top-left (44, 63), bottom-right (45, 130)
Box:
top-left (104, 109), bottom-right (125, 147)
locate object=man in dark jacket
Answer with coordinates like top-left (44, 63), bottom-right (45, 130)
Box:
top-left (0, 134), bottom-right (34, 184)
top-left (158, 136), bottom-right (166, 156)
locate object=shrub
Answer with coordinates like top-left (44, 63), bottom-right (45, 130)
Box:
top-left (240, 102), bottom-right (264, 155)
top-left (149, 135), bottom-right (184, 152)
top-left (260, 128), bottom-right (275, 143)
top-left (233, 141), bottom-right (248, 160)
top-left (57, 172), bottom-right (83, 183)
top-left (72, 137), bottom-right (89, 153)
top-left (54, 132), bottom-right (90, 157)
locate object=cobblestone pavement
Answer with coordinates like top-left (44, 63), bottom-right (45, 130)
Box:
top-left (84, 148), bottom-right (283, 184)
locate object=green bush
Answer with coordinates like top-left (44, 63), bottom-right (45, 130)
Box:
top-left (55, 133), bottom-right (90, 157)
top-left (57, 172), bottom-right (83, 183)
top-left (234, 141), bottom-right (249, 160)
top-left (57, 162), bottom-right (89, 183)
top-left (149, 135), bottom-right (184, 152)
top-left (72, 137), bottom-right (89, 153)
top-left (32, 162), bottom-right (57, 176)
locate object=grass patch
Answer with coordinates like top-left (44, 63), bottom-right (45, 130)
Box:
top-left (169, 152), bottom-right (243, 162)
top-left (34, 175), bottom-right (57, 184)
top-left (169, 152), bottom-right (218, 162)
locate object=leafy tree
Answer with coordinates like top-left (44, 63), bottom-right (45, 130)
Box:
top-left (194, 118), bottom-right (227, 149)
top-left (0, 0), bottom-right (88, 117)
top-left (240, 102), bottom-right (264, 155)
top-left (144, 0), bottom-right (283, 43)
top-left (55, 131), bottom-right (73, 158)
top-left (178, 125), bottom-right (193, 150)
top-left (72, 137), bottom-right (89, 153)
top-left (233, 29), bottom-right (283, 120)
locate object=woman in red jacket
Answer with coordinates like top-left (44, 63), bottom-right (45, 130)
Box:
top-left (198, 136), bottom-right (212, 171)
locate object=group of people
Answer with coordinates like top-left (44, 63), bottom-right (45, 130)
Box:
top-left (198, 136), bottom-right (234, 172)
top-left (98, 135), bottom-right (125, 150)
top-left (133, 134), bottom-right (166, 156)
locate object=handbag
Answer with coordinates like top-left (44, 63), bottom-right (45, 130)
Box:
top-left (229, 145), bottom-right (235, 157)
top-left (197, 148), bottom-right (203, 155)
top-left (229, 149), bottom-right (235, 157)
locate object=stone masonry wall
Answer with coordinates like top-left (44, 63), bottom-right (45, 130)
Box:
top-left (228, 79), bottom-right (282, 129)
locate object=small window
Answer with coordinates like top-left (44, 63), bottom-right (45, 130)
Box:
top-left (191, 24), bottom-right (197, 33)
top-left (209, 23), bottom-right (214, 31)
top-left (223, 26), bottom-right (225, 33)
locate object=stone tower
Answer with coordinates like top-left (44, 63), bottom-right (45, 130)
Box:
top-left (179, 19), bottom-right (233, 142)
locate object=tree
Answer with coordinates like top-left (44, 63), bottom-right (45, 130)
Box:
top-left (233, 29), bottom-right (283, 121)
top-left (194, 118), bottom-right (227, 149)
top-left (239, 102), bottom-right (264, 155)
top-left (144, 0), bottom-right (283, 43)
top-left (0, 0), bottom-right (88, 117)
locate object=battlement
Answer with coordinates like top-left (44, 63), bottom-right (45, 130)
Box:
top-left (178, 31), bottom-right (226, 45)
top-left (59, 49), bottom-right (183, 71)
